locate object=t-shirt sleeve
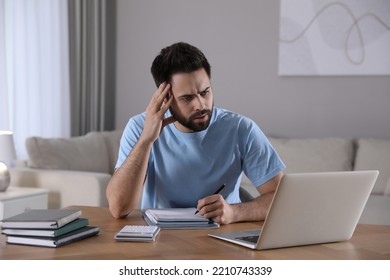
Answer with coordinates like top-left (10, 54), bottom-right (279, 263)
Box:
top-left (241, 120), bottom-right (285, 187)
top-left (115, 114), bottom-right (145, 169)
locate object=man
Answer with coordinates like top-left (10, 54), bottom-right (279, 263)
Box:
top-left (106, 42), bottom-right (285, 224)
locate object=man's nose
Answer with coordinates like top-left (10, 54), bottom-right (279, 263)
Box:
top-left (194, 95), bottom-right (205, 111)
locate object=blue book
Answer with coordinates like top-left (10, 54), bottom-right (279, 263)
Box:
top-left (6, 226), bottom-right (100, 247)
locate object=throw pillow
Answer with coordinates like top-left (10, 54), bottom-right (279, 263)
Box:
top-left (26, 132), bottom-right (110, 173)
top-left (268, 137), bottom-right (355, 173)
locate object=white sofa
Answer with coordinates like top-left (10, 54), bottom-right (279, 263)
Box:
top-left (241, 138), bottom-right (390, 225)
top-left (10, 130), bottom-right (123, 209)
top-left (10, 132), bottom-right (390, 225)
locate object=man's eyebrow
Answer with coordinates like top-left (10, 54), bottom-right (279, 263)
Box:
top-left (177, 93), bottom-right (195, 98)
top-left (199, 86), bottom-right (210, 93)
top-left (177, 86), bottom-right (210, 98)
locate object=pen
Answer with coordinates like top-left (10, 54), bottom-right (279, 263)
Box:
top-left (194, 184), bottom-right (226, 215)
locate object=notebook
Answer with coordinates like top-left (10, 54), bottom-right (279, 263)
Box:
top-left (143, 208), bottom-right (219, 229)
top-left (6, 226), bottom-right (100, 248)
top-left (1, 209), bottom-right (82, 229)
top-left (2, 218), bottom-right (89, 237)
top-left (209, 170), bottom-right (379, 250)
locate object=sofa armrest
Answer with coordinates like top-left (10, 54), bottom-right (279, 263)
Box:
top-left (239, 174), bottom-right (260, 202)
top-left (9, 167), bottom-right (110, 209)
top-left (359, 194), bottom-right (390, 225)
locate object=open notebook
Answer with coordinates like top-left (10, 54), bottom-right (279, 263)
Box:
top-left (143, 208), bottom-right (219, 229)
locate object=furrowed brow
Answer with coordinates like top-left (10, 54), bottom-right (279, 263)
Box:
top-left (199, 86), bottom-right (210, 94)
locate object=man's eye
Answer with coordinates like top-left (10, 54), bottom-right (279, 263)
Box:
top-left (201, 88), bottom-right (210, 96)
top-left (182, 96), bottom-right (192, 102)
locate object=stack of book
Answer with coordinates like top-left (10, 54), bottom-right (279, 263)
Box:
top-left (143, 208), bottom-right (220, 229)
top-left (1, 209), bottom-right (100, 248)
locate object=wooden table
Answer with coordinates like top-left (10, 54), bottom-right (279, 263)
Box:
top-left (1, 205), bottom-right (389, 260)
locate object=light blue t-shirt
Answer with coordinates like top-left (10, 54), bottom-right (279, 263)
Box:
top-left (116, 107), bottom-right (285, 209)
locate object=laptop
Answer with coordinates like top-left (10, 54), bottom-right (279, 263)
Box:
top-left (209, 170), bottom-right (379, 250)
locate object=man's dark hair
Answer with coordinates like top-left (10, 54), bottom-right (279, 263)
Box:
top-left (151, 42), bottom-right (211, 87)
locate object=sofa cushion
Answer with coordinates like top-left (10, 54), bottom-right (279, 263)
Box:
top-left (26, 132), bottom-right (110, 173)
top-left (354, 138), bottom-right (390, 195)
top-left (100, 130), bottom-right (123, 174)
top-left (268, 137), bottom-right (355, 173)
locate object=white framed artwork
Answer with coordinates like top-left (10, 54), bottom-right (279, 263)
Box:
top-left (278, 0), bottom-right (390, 76)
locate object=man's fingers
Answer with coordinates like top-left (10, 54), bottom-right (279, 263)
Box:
top-left (158, 91), bottom-right (174, 118)
top-left (196, 194), bottom-right (222, 214)
top-left (154, 83), bottom-right (171, 104)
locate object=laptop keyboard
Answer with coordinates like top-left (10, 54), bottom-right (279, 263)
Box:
top-left (236, 235), bottom-right (259, 244)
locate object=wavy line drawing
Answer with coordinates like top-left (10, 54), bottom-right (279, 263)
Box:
top-left (280, 1), bottom-right (390, 65)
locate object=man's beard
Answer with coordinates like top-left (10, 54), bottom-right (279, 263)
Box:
top-left (169, 106), bottom-right (213, 132)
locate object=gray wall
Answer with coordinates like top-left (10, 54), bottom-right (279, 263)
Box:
top-left (115, 0), bottom-right (390, 139)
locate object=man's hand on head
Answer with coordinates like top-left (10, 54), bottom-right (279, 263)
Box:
top-left (140, 82), bottom-right (176, 144)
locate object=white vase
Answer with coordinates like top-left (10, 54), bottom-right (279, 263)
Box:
top-left (0, 161), bottom-right (11, 192)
